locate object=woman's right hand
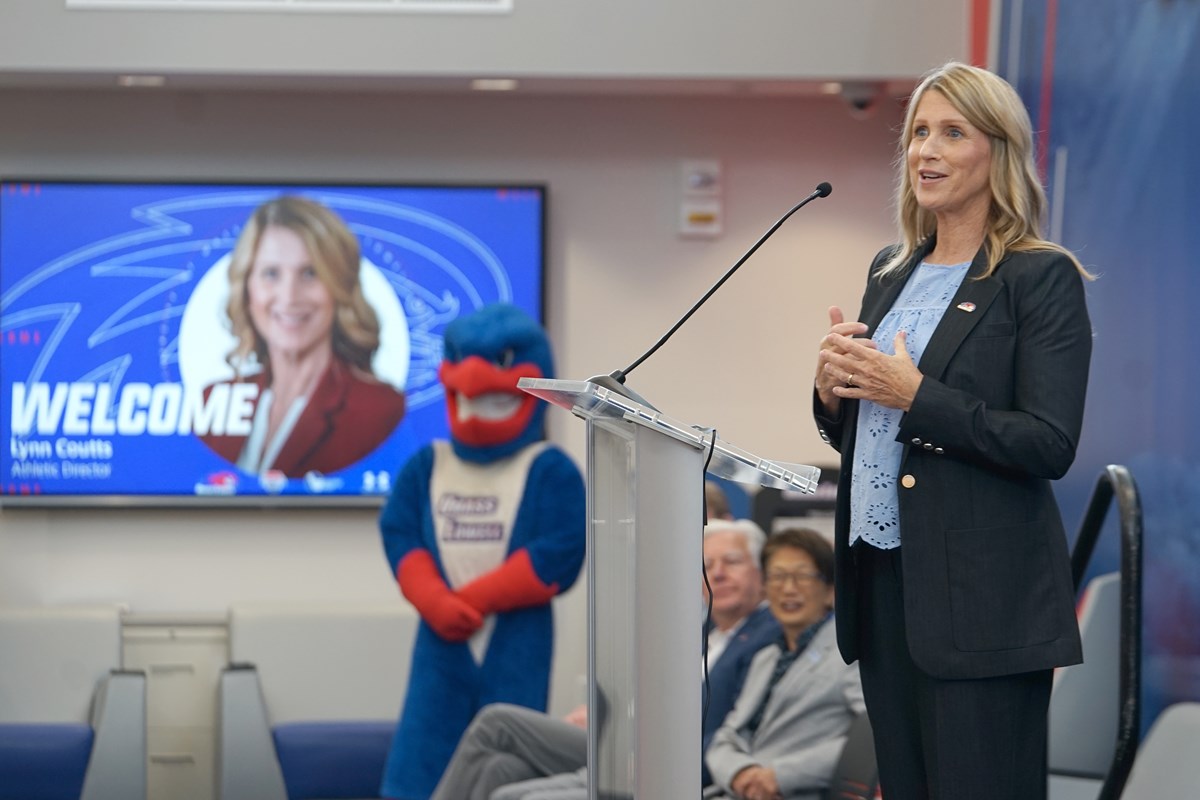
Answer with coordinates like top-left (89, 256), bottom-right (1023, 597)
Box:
top-left (815, 306), bottom-right (872, 415)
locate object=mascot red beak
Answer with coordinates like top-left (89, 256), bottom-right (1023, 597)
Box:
top-left (437, 303), bottom-right (554, 463)
top-left (439, 356), bottom-right (544, 449)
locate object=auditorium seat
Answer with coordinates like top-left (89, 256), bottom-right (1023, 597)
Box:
top-left (1047, 572), bottom-right (1120, 800)
top-left (825, 711), bottom-right (879, 800)
top-left (218, 603), bottom-right (417, 800)
top-left (1118, 702), bottom-right (1200, 797)
top-left (0, 605), bottom-right (146, 800)
top-left (750, 466), bottom-right (838, 539)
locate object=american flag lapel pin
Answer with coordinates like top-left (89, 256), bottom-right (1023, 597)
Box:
top-left (956, 302), bottom-right (976, 313)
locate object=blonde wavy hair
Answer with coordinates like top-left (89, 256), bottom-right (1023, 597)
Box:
top-left (879, 61), bottom-right (1092, 281)
top-left (224, 195), bottom-right (382, 375)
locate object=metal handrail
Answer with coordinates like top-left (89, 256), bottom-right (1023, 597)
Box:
top-left (1068, 464), bottom-right (1143, 800)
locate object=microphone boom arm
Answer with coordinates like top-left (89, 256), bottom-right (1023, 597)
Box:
top-left (611, 182), bottom-right (832, 384)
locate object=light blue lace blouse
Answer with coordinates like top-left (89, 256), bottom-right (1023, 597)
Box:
top-left (850, 261), bottom-right (970, 549)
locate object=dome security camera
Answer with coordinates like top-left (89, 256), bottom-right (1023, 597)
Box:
top-left (839, 81), bottom-right (884, 118)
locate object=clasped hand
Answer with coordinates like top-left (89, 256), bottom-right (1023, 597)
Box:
top-left (815, 306), bottom-right (923, 414)
top-left (730, 764), bottom-right (782, 800)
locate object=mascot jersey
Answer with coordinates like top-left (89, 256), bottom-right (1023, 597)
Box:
top-left (379, 304), bottom-right (586, 800)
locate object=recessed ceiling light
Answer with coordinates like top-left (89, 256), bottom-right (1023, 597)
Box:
top-left (471, 78), bottom-right (519, 92)
top-left (117, 75), bottom-right (167, 88)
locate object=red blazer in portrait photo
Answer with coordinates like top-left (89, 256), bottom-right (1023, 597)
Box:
top-left (200, 357), bottom-right (406, 478)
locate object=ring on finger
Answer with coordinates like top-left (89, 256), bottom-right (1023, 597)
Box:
top-left (846, 373), bottom-right (855, 387)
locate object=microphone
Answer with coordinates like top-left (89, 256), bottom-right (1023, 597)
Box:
top-left (589, 181), bottom-right (832, 407)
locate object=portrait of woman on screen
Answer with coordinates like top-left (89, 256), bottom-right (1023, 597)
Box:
top-left (199, 195), bottom-right (407, 478)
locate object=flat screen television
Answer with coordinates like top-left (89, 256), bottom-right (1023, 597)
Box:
top-left (0, 179), bottom-right (545, 507)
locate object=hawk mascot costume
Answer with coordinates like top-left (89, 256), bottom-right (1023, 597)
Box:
top-left (379, 303), bottom-right (586, 799)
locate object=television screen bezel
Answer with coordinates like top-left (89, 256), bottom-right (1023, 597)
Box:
top-left (0, 177), bottom-right (548, 510)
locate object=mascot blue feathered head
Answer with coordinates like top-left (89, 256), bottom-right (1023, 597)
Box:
top-left (438, 303), bottom-right (555, 463)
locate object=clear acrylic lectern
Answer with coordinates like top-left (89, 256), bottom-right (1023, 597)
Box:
top-left (518, 378), bottom-right (821, 800)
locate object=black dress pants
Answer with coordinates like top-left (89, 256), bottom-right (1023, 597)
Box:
top-left (853, 542), bottom-right (1053, 800)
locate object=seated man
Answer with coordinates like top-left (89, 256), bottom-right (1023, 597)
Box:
top-left (430, 517), bottom-right (779, 800)
top-left (705, 528), bottom-right (864, 800)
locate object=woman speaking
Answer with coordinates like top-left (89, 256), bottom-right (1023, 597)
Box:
top-left (813, 62), bottom-right (1093, 800)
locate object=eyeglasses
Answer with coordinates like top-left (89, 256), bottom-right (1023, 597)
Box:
top-left (764, 570), bottom-right (825, 588)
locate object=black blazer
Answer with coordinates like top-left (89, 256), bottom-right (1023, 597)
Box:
top-left (815, 240), bottom-right (1090, 679)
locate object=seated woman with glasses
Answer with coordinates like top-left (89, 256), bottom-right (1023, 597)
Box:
top-left (705, 528), bottom-right (865, 800)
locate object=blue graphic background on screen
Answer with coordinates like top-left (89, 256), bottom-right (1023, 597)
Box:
top-left (0, 182), bottom-right (544, 498)
top-left (1001, 1), bottom-right (1200, 731)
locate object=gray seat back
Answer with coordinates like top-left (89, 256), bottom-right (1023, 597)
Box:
top-left (1049, 572), bottom-right (1121, 777)
top-left (1120, 702), bottom-right (1200, 797)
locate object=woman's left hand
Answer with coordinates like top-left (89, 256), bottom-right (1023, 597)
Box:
top-left (823, 330), bottom-right (924, 412)
top-left (731, 765), bottom-right (781, 800)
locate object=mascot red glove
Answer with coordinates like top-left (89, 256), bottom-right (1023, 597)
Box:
top-left (456, 549), bottom-right (558, 616)
top-left (396, 550), bottom-right (483, 641)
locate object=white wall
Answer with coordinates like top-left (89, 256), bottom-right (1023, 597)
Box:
top-left (0, 85), bottom-right (903, 714)
top-left (0, 0), bottom-right (965, 83)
